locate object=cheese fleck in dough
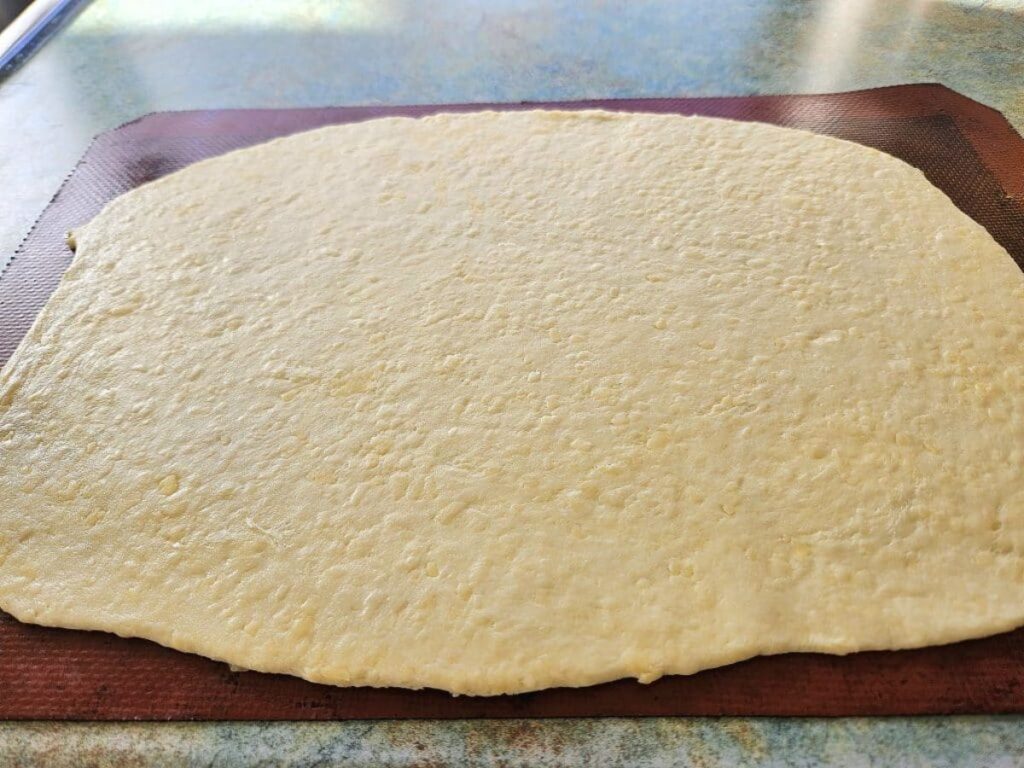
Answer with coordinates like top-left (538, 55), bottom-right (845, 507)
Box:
top-left (2, 111), bottom-right (1024, 695)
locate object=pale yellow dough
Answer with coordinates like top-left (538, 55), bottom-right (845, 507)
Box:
top-left (2, 111), bottom-right (1024, 696)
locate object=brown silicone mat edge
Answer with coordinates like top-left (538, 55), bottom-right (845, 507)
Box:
top-left (2, 84), bottom-right (1024, 719)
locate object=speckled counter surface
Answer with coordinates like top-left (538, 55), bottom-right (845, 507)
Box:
top-left (4, 718), bottom-right (1024, 767)
top-left (2, 0), bottom-right (1024, 764)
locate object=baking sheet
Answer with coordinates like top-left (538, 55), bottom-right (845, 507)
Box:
top-left (2, 84), bottom-right (1024, 719)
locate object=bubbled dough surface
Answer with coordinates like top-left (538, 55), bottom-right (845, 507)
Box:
top-left (2, 111), bottom-right (1024, 696)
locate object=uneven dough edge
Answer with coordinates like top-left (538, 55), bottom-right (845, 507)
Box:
top-left (4, 593), bottom-right (1024, 695)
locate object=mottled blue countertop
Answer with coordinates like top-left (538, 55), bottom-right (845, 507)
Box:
top-left (2, 0), bottom-right (1024, 764)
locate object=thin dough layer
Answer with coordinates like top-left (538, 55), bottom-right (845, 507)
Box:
top-left (2, 111), bottom-right (1023, 695)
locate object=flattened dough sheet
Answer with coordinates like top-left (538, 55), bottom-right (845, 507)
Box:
top-left (1, 111), bottom-right (1023, 695)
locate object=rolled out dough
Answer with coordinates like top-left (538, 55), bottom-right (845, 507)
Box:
top-left (1, 111), bottom-right (1023, 695)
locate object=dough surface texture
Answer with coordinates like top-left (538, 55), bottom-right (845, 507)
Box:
top-left (1, 111), bottom-right (1023, 695)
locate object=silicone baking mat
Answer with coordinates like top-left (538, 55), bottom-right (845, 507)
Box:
top-left (2, 84), bottom-right (1024, 719)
